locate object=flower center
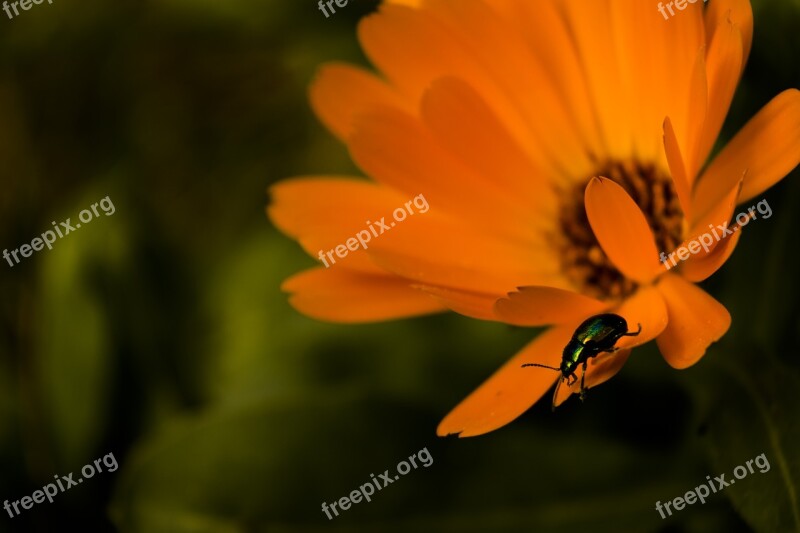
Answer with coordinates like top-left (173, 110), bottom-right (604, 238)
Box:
top-left (558, 160), bottom-right (684, 301)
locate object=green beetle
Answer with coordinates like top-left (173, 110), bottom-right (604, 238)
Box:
top-left (522, 313), bottom-right (641, 411)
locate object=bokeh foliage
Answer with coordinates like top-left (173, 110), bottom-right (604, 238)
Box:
top-left (0, 0), bottom-right (798, 531)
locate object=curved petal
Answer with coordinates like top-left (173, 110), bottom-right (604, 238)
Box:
top-left (585, 177), bottom-right (662, 283)
top-left (348, 106), bottom-right (541, 244)
top-left (685, 48), bottom-right (709, 183)
top-left (424, 0), bottom-right (593, 178)
top-left (681, 227), bottom-right (742, 282)
top-left (655, 274), bottom-right (731, 369)
top-left (613, 285), bottom-right (669, 350)
top-left (493, 286), bottom-right (607, 327)
top-left (705, 0), bottom-right (753, 66)
top-left (357, 3), bottom-right (564, 179)
top-left (693, 89), bottom-right (800, 218)
top-left (695, 15), bottom-right (743, 170)
top-left (663, 116), bottom-right (693, 220)
top-left (420, 76), bottom-right (557, 219)
top-left (689, 171), bottom-right (743, 245)
top-left (365, 210), bottom-right (563, 295)
top-left (413, 285), bottom-right (502, 322)
top-left (282, 268), bottom-right (445, 323)
top-left (309, 63), bottom-right (410, 141)
top-left (268, 177), bottom-right (411, 273)
top-left (491, 0), bottom-right (606, 159)
top-left (437, 325), bottom-right (573, 438)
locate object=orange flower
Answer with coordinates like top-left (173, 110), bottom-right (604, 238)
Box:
top-left (268, 0), bottom-right (800, 437)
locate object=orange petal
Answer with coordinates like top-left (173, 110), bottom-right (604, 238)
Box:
top-left (358, 2), bottom-right (561, 179)
top-left (437, 325), bottom-right (573, 438)
top-left (423, 0), bottom-right (593, 179)
top-left (695, 15), bottom-right (743, 172)
top-left (348, 106), bottom-right (541, 244)
top-left (420, 76), bottom-right (557, 220)
top-left (309, 63), bottom-right (410, 141)
top-left (681, 227), bottom-right (742, 282)
top-left (491, 0), bottom-right (605, 159)
top-left (689, 171), bottom-right (743, 243)
top-left (584, 177), bottom-right (662, 283)
top-left (412, 285), bottom-right (502, 322)
top-left (705, 0), bottom-right (753, 67)
top-left (613, 285), bottom-right (669, 351)
top-left (655, 274), bottom-right (731, 369)
top-left (693, 89), bottom-right (800, 218)
top-left (268, 177), bottom-right (410, 273)
top-left (663, 116), bottom-right (693, 221)
top-left (364, 209), bottom-right (563, 295)
top-left (685, 48), bottom-right (709, 183)
top-left (282, 268), bottom-right (444, 323)
top-left (493, 286), bottom-right (607, 327)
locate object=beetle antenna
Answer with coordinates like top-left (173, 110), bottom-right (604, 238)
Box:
top-left (521, 363), bottom-right (561, 371)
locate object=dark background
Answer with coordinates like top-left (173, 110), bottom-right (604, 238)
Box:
top-left (0, 0), bottom-right (798, 531)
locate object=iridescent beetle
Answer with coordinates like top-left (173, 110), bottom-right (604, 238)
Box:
top-left (522, 313), bottom-right (641, 411)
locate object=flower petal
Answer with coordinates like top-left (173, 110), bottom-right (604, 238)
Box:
top-left (705, 0), bottom-right (753, 66)
top-left (584, 177), bottom-right (662, 283)
top-left (309, 63), bottom-right (410, 141)
top-left (268, 177), bottom-right (411, 273)
top-left (423, 0), bottom-right (593, 178)
top-left (412, 285), bottom-right (502, 322)
top-left (349, 106), bottom-right (541, 244)
top-left (681, 227), bottom-right (742, 282)
top-left (358, 2), bottom-right (564, 178)
top-left (365, 209), bottom-right (563, 295)
top-left (613, 285), bottom-right (669, 351)
top-left (491, 0), bottom-right (605, 159)
top-left (663, 116), bottom-right (693, 221)
top-left (655, 274), bottom-right (731, 369)
top-left (493, 286), bottom-right (607, 327)
top-left (689, 171), bottom-right (743, 244)
top-left (420, 76), bottom-right (557, 220)
top-left (437, 325), bottom-right (573, 438)
top-left (693, 89), bottom-right (800, 219)
top-left (282, 268), bottom-right (444, 323)
top-left (695, 15), bottom-right (744, 174)
top-left (685, 48), bottom-right (709, 183)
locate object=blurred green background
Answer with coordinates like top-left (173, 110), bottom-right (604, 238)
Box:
top-left (0, 0), bottom-right (798, 531)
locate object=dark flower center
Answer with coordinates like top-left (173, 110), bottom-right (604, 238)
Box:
top-left (557, 160), bottom-right (684, 301)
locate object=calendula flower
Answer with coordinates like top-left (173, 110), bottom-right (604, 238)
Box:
top-left (268, 0), bottom-right (800, 437)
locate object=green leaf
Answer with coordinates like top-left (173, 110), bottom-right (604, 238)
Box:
top-left (34, 191), bottom-right (129, 467)
top-left (700, 347), bottom-right (800, 532)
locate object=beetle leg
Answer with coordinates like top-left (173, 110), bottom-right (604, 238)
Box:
top-left (622, 323), bottom-right (643, 337)
top-left (579, 361), bottom-right (588, 401)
